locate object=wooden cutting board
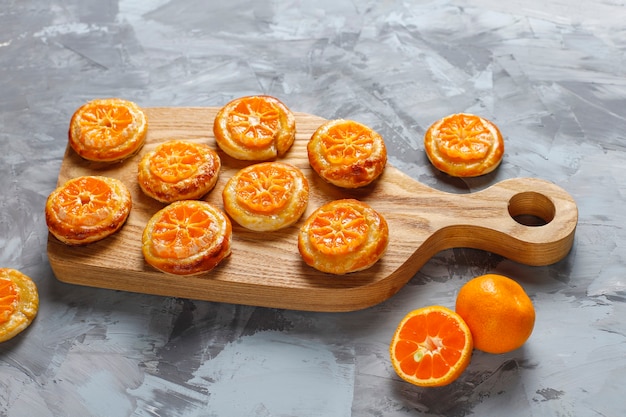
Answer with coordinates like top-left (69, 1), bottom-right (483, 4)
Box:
top-left (47, 107), bottom-right (578, 312)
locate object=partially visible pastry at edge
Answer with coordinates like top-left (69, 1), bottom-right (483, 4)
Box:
top-left (213, 95), bottom-right (296, 161)
top-left (0, 268), bottom-right (38, 343)
top-left (68, 98), bottom-right (148, 162)
top-left (138, 140), bottom-right (221, 203)
top-left (424, 113), bottom-right (504, 177)
top-left (223, 162), bottom-right (309, 232)
top-left (298, 199), bottom-right (389, 275)
top-left (307, 119), bottom-right (387, 188)
top-left (45, 175), bottom-right (132, 245)
top-left (142, 200), bottom-right (232, 275)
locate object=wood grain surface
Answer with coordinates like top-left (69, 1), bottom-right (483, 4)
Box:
top-left (47, 107), bottom-right (579, 312)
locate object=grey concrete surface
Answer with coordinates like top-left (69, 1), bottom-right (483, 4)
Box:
top-left (1, 1), bottom-right (625, 416)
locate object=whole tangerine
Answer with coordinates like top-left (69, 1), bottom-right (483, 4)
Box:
top-left (455, 274), bottom-right (535, 354)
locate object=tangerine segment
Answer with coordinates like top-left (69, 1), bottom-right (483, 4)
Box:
top-left (223, 162), bottom-right (309, 232)
top-left (138, 140), bottom-right (221, 203)
top-left (308, 119), bottom-right (387, 188)
top-left (455, 274), bottom-right (535, 354)
top-left (390, 306), bottom-right (473, 387)
top-left (424, 113), bottom-right (504, 177)
top-left (298, 199), bottom-right (389, 275)
top-left (69, 98), bottom-right (147, 162)
top-left (0, 268), bottom-right (39, 343)
top-left (45, 176), bottom-right (132, 246)
top-left (213, 95), bottom-right (296, 161)
top-left (142, 200), bottom-right (232, 275)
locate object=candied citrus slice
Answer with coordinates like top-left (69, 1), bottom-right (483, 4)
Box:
top-left (138, 140), bottom-right (221, 203)
top-left (424, 113), bottom-right (504, 177)
top-left (0, 268), bottom-right (38, 343)
top-left (69, 98), bottom-right (147, 162)
top-left (390, 306), bottom-right (473, 387)
top-left (298, 199), bottom-right (389, 275)
top-left (223, 162), bottom-right (309, 232)
top-left (308, 119), bottom-right (387, 188)
top-left (213, 95), bottom-right (296, 161)
top-left (142, 200), bottom-right (232, 275)
top-left (45, 175), bottom-right (132, 245)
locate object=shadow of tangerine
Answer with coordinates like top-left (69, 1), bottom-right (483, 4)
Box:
top-left (508, 191), bottom-right (555, 227)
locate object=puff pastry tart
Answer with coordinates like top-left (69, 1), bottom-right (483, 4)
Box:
top-left (223, 162), bottom-right (309, 232)
top-left (142, 200), bottom-right (232, 275)
top-left (68, 98), bottom-right (148, 162)
top-left (213, 95), bottom-right (296, 160)
top-left (298, 199), bottom-right (389, 275)
top-left (424, 113), bottom-right (504, 177)
top-left (45, 175), bottom-right (132, 245)
top-left (308, 119), bottom-right (387, 188)
top-left (0, 268), bottom-right (38, 343)
top-left (138, 140), bottom-right (221, 203)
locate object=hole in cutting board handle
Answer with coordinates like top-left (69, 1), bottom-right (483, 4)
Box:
top-left (508, 191), bottom-right (555, 227)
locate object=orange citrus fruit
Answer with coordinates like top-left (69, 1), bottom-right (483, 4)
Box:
top-left (45, 175), bottom-right (132, 245)
top-left (455, 274), bottom-right (535, 354)
top-left (0, 268), bottom-right (38, 343)
top-left (68, 98), bottom-right (147, 162)
top-left (222, 162), bottom-right (309, 231)
top-left (307, 119), bottom-right (387, 188)
top-left (213, 95), bottom-right (296, 161)
top-left (142, 200), bottom-right (232, 275)
top-left (138, 140), bottom-right (221, 203)
top-left (424, 113), bottom-right (504, 177)
top-left (297, 199), bottom-right (389, 274)
top-left (390, 306), bottom-right (473, 387)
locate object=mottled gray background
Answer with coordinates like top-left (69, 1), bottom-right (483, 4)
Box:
top-left (1, 1), bottom-right (625, 416)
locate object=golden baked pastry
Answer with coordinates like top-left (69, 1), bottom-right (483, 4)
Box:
top-left (424, 113), bottom-right (504, 177)
top-left (138, 140), bottom-right (221, 203)
top-left (68, 98), bottom-right (147, 162)
top-left (45, 175), bottom-right (132, 245)
top-left (298, 199), bottom-right (389, 275)
top-left (213, 95), bottom-right (296, 160)
top-left (307, 119), bottom-right (387, 188)
top-left (222, 162), bottom-right (309, 232)
top-left (142, 200), bottom-right (232, 275)
top-left (0, 268), bottom-right (38, 343)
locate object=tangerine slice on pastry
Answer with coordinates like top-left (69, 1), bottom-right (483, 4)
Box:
top-left (138, 140), bottom-right (221, 203)
top-left (213, 95), bottom-right (296, 161)
top-left (45, 175), bottom-right (132, 245)
top-left (68, 98), bottom-right (147, 162)
top-left (0, 268), bottom-right (38, 343)
top-left (298, 199), bottom-right (389, 275)
top-left (223, 162), bottom-right (309, 232)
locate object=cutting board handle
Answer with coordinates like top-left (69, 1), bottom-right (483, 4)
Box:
top-left (401, 177), bottom-right (578, 267)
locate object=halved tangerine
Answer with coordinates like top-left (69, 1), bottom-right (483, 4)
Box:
top-left (222, 162), bottom-right (309, 232)
top-left (308, 119), bottom-right (387, 188)
top-left (213, 95), bottom-right (296, 161)
top-left (0, 268), bottom-right (38, 343)
top-left (45, 175), bottom-right (132, 245)
top-left (142, 200), bottom-right (232, 275)
top-left (424, 113), bottom-right (504, 177)
top-left (138, 140), bottom-right (221, 203)
top-left (68, 98), bottom-right (147, 162)
top-left (297, 199), bottom-right (388, 275)
top-left (390, 306), bottom-right (473, 387)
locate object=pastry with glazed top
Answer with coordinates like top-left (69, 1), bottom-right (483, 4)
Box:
top-left (45, 175), bottom-right (132, 245)
top-left (222, 162), bottom-right (309, 232)
top-left (138, 140), bottom-right (221, 203)
top-left (68, 98), bottom-right (147, 162)
top-left (142, 200), bottom-right (232, 275)
top-left (307, 119), bottom-right (387, 188)
top-left (298, 199), bottom-right (389, 275)
top-left (213, 95), bottom-right (296, 161)
top-left (424, 113), bottom-right (504, 177)
top-left (0, 268), bottom-right (38, 343)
